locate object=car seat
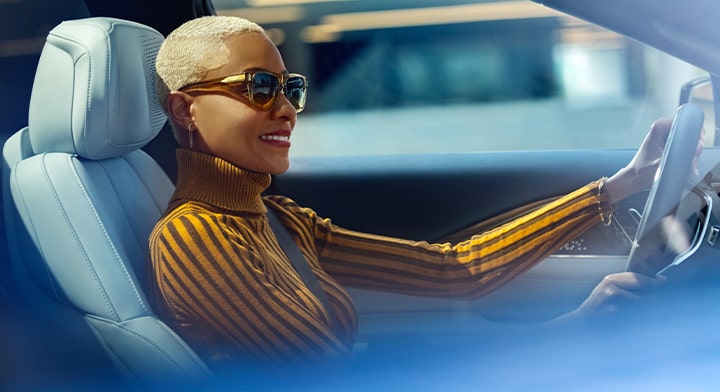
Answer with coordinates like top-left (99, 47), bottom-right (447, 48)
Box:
top-left (1, 17), bottom-right (211, 384)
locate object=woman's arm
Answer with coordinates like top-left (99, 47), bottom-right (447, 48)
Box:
top-left (272, 181), bottom-right (608, 300)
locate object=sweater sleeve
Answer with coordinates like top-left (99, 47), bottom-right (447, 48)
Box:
top-left (149, 207), bottom-right (350, 363)
top-left (269, 179), bottom-right (611, 300)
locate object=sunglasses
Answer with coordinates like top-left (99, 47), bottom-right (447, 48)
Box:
top-left (179, 71), bottom-right (308, 112)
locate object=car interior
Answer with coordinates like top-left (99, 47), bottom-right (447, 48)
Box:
top-left (2, 0), bottom-right (720, 389)
top-left (2, 15), bottom-right (213, 384)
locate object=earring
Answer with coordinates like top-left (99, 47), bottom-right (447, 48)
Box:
top-left (187, 123), bottom-right (195, 150)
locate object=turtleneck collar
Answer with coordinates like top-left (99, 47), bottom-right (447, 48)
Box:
top-left (170, 149), bottom-right (272, 214)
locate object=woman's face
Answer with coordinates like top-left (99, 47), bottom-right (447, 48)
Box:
top-left (188, 33), bottom-right (297, 174)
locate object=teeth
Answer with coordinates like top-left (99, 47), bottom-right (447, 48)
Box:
top-left (260, 135), bottom-right (289, 141)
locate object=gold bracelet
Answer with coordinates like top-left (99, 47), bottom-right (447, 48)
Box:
top-left (597, 177), bottom-right (613, 226)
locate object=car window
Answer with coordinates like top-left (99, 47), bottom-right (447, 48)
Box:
top-left (213, 0), bottom-right (705, 157)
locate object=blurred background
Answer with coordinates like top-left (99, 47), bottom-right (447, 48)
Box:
top-left (0, 0), bottom-right (705, 158)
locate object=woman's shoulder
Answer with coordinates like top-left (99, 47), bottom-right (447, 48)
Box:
top-left (263, 194), bottom-right (318, 220)
top-left (163, 200), bottom-right (220, 219)
top-left (262, 194), bottom-right (299, 209)
top-left (152, 201), bottom-right (232, 235)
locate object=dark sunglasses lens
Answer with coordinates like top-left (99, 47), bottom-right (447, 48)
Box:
top-left (251, 73), bottom-right (280, 106)
top-left (286, 77), bottom-right (307, 110)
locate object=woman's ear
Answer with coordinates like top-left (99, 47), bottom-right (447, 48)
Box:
top-left (166, 91), bottom-right (194, 127)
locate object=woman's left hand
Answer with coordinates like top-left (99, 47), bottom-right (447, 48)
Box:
top-left (603, 117), bottom-right (704, 205)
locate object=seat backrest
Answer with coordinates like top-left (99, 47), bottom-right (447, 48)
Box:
top-left (2, 17), bottom-right (211, 384)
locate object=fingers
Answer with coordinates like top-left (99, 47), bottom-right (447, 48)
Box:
top-left (601, 287), bottom-right (640, 312)
top-left (692, 126), bottom-right (705, 175)
top-left (594, 272), bottom-right (664, 304)
top-left (553, 273), bottom-right (665, 324)
top-left (601, 272), bottom-right (666, 292)
top-left (649, 117), bottom-right (673, 146)
top-left (576, 273), bottom-right (665, 318)
top-left (600, 272), bottom-right (665, 308)
top-left (631, 116), bottom-right (704, 188)
top-left (623, 117), bottom-right (673, 191)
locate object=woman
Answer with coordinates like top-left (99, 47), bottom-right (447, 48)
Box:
top-left (150, 15), bottom-right (676, 366)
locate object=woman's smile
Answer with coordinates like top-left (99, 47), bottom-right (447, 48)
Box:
top-left (259, 130), bottom-right (291, 148)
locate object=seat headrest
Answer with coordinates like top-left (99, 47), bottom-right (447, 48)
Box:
top-left (28, 17), bottom-right (166, 160)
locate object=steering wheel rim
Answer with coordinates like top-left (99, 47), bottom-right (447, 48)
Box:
top-left (625, 103), bottom-right (704, 276)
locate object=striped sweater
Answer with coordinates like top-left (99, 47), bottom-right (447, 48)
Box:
top-left (148, 149), bottom-right (611, 365)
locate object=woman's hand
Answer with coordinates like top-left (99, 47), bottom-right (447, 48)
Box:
top-left (549, 272), bottom-right (666, 325)
top-left (603, 117), bottom-right (705, 205)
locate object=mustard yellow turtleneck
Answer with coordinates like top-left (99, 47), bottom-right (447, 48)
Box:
top-left (148, 149), bottom-right (611, 365)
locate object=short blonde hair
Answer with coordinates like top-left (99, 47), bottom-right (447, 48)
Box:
top-left (155, 16), bottom-right (266, 115)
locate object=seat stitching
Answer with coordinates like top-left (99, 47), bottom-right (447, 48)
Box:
top-left (9, 155), bottom-right (64, 301)
top-left (125, 152), bottom-right (168, 217)
top-left (30, 154), bottom-right (118, 317)
top-left (71, 158), bottom-right (148, 313)
top-left (99, 158), bottom-right (148, 255)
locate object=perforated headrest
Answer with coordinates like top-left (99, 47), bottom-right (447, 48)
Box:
top-left (28, 17), bottom-right (166, 160)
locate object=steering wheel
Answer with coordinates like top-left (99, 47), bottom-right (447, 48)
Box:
top-left (625, 103), bottom-right (704, 276)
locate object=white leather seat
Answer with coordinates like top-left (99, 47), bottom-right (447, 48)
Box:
top-left (2, 17), bottom-right (211, 383)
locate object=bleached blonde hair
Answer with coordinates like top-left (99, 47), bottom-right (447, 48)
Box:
top-left (155, 16), bottom-right (266, 117)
